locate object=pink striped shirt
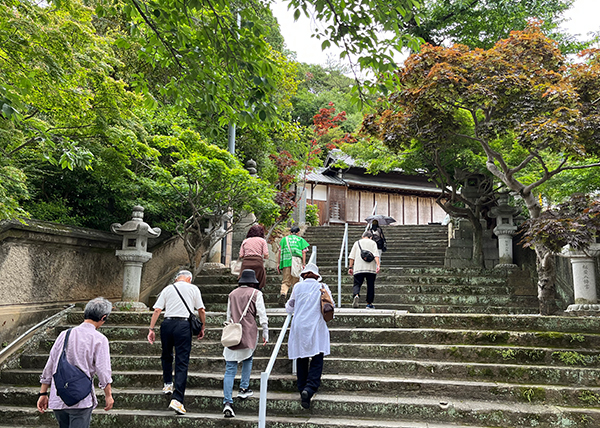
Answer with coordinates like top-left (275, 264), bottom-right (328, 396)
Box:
top-left (40, 322), bottom-right (112, 410)
top-left (239, 237), bottom-right (269, 258)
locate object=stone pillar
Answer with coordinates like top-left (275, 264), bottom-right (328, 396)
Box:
top-left (111, 206), bottom-right (161, 311)
top-left (564, 247), bottom-right (600, 315)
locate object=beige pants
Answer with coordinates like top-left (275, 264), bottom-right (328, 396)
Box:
top-left (280, 266), bottom-right (299, 296)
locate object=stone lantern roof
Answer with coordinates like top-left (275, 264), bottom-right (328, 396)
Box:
top-left (110, 206), bottom-right (161, 238)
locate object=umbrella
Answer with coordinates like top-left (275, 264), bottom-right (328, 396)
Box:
top-left (365, 215), bottom-right (396, 226)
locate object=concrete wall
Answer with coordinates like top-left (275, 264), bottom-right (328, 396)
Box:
top-left (0, 219), bottom-right (188, 347)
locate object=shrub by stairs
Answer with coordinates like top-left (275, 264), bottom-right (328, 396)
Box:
top-left (3, 307), bottom-right (600, 428)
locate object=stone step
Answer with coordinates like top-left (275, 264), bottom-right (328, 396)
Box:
top-left (6, 372), bottom-right (600, 409)
top-left (68, 311), bottom-right (593, 334)
top-left (65, 310), bottom-right (399, 328)
top-left (200, 293), bottom-right (538, 307)
top-left (15, 352), bottom-right (600, 387)
top-left (195, 283), bottom-right (518, 295)
top-left (3, 389), bottom-right (600, 428)
top-left (36, 339), bottom-right (600, 369)
top-left (0, 405), bottom-right (526, 428)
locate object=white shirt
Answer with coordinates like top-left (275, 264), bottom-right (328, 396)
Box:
top-left (349, 238), bottom-right (379, 274)
top-left (153, 281), bottom-right (204, 317)
top-left (285, 278), bottom-right (332, 360)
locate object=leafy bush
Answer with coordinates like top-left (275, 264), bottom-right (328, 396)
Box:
top-left (306, 203), bottom-right (319, 226)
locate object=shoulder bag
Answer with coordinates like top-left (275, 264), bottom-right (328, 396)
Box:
top-left (286, 236), bottom-right (303, 278)
top-left (320, 286), bottom-right (335, 322)
top-left (231, 259), bottom-right (242, 276)
top-left (221, 289), bottom-right (257, 348)
top-left (53, 328), bottom-right (93, 406)
top-left (173, 284), bottom-right (203, 336)
top-left (231, 241), bottom-right (245, 275)
top-left (358, 241), bottom-right (375, 263)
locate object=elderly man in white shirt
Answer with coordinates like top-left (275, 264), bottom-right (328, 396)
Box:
top-left (285, 263), bottom-right (333, 409)
top-left (348, 230), bottom-right (381, 309)
top-left (148, 270), bottom-right (206, 415)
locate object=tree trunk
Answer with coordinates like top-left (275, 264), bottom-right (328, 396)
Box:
top-left (535, 244), bottom-right (557, 315)
top-left (471, 218), bottom-right (485, 268)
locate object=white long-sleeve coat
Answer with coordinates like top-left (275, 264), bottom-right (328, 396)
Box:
top-left (285, 278), bottom-right (332, 359)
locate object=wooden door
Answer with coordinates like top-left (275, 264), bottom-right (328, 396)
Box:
top-left (328, 185), bottom-right (347, 223)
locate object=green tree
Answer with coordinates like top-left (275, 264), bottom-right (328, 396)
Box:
top-left (150, 129), bottom-right (279, 277)
top-left (0, 0), bottom-right (146, 222)
top-left (363, 24), bottom-right (600, 314)
top-left (403, 0), bottom-right (582, 51)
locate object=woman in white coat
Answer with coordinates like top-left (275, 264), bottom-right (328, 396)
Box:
top-left (285, 263), bottom-right (333, 409)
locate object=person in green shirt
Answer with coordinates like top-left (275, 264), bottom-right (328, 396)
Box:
top-left (277, 226), bottom-right (310, 307)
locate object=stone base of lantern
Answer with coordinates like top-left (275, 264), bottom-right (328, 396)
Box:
top-left (493, 263), bottom-right (518, 269)
top-left (565, 303), bottom-right (600, 317)
top-left (114, 301), bottom-right (149, 312)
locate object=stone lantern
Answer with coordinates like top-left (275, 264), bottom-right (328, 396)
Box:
top-left (490, 191), bottom-right (520, 267)
top-left (562, 244), bottom-right (600, 316)
top-left (111, 206), bottom-right (161, 311)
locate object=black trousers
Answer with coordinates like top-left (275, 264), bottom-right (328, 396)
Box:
top-left (160, 318), bottom-right (192, 403)
top-left (296, 353), bottom-right (324, 398)
top-left (353, 272), bottom-right (377, 304)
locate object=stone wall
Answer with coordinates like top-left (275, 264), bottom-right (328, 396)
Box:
top-left (0, 219), bottom-right (188, 347)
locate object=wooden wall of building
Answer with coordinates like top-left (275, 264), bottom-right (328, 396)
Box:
top-left (305, 184), bottom-right (446, 225)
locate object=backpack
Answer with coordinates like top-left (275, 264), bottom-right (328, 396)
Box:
top-left (53, 328), bottom-right (93, 406)
top-left (357, 241), bottom-right (375, 263)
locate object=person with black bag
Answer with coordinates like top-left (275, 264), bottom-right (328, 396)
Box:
top-left (369, 219), bottom-right (387, 258)
top-left (148, 270), bottom-right (206, 415)
top-left (221, 269), bottom-right (268, 418)
top-left (348, 231), bottom-right (381, 309)
top-left (37, 297), bottom-right (114, 428)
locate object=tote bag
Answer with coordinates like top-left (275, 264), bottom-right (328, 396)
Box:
top-left (221, 289), bottom-right (257, 347)
top-left (230, 259), bottom-right (242, 276)
top-left (286, 237), bottom-right (303, 277)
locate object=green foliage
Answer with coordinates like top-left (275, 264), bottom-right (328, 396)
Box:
top-left (552, 351), bottom-right (590, 366)
top-left (285, 0), bottom-right (423, 102)
top-left (579, 390), bottom-right (600, 405)
top-left (306, 203), bottom-right (319, 226)
top-left (150, 129), bottom-right (279, 275)
top-left (406, 0), bottom-right (583, 52)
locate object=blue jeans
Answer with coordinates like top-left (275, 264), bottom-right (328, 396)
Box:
top-left (223, 356), bottom-right (253, 404)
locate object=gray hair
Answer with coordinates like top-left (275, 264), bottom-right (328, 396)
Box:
top-left (84, 297), bottom-right (113, 322)
top-left (362, 231), bottom-right (373, 239)
top-left (176, 270), bottom-right (193, 281)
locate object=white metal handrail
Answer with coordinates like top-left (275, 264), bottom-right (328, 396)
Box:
top-left (258, 247), bottom-right (316, 428)
top-left (336, 223), bottom-right (349, 309)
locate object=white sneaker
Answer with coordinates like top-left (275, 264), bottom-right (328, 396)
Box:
top-left (352, 295), bottom-right (360, 308)
top-left (163, 383), bottom-right (173, 394)
top-left (169, 399), bottom-right (186, 415)
top-left (223, 402), bottom-right (235, 418)
top-left (237, 388), bottom-right (253, 399)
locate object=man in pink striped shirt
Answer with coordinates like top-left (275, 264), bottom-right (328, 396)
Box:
top-left (37, 297), bottom-right (114, 428)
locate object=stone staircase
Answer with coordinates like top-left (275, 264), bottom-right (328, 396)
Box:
top-left (298, 225), bottom-right (538, 314)
top-left (303, 224), bottom-right (448, 269)
top-left (3, 308), bottom-right (600, 427)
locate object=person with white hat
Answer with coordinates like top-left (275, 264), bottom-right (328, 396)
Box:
top-left (285, 263), bottom-right (333, 409)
